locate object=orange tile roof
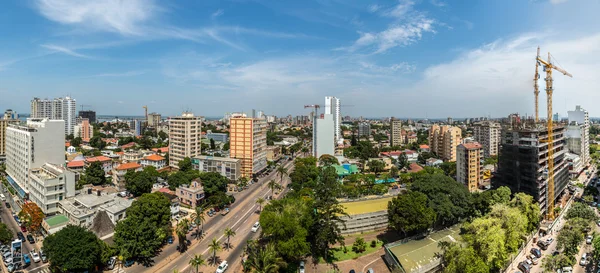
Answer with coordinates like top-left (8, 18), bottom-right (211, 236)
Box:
top-left (419, 144), bottom-right (430, 149)
top-left (116, 151), bottom-right (124, 155)
top-left (461, 142), bottom-right (482, 150)
top-left (86, 156), bottom-right (112, 163)
top-left (67, 161), bottom-right (85, 168)
top-left (152, 147), bottom-right (169, 153)
top-left (144, 154), bottom-right (165, 161)
top-left (408, 163), bottom-right (424, 173)
top-left (121, 142), bottom-right (136, 149)
top-left (65, 142), bottom-right (71, 147)
top-left (115, 162), bottom-right (142, 171)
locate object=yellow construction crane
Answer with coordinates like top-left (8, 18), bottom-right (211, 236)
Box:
top-left (537, 50), bottom-right (572, 220)
top-left (534, 47), bottom-right (541, 123)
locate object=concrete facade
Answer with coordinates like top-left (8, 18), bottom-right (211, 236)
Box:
top-left (29, 163), bottom-right (76, 215)
top-left (169, 112), bottom-right (202, 168)
top-left (456, 142), bottom-right (483, 192)
top-left (567, 105), bottom-right (590, 167)
top-left (472, 121), bottom-right (501, 158)
top-left (390, 118), bottom-right (402, 147)
top-left (192, 156), bottom-right (241, 181)
top-left (31, 97), bottom-right (76, 135)
top-left (230, 116), bottom-right (267, 177)
top-left (313, 114), bottom-right (335, 158)
top-left (324, 96), bottom-right (341, 142)
top-left (429, 125), bottom-right (462, 162)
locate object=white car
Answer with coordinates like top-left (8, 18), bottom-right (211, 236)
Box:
top-left (30, 250), bottom-right (40, 263)
top-left (216, 260), bottom-right (228, 273)
top-left (251, 222), bottom-right (260, 233)
top-left (587, 235), bottom-right (593, 244)
top-left (299, 261), bottom-right (305, 273)
top-left (580, 253), bottom-right (587, 266)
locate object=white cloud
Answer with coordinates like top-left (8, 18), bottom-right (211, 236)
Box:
top-left (550, 0), bottom-right (569, 4)
top-left (88, 71), bottom-right (146, 77)
top-left (383, 0), bottom-right (415, 18)
top-left (40, 44), bottom-right (91, 58)
top-left (36, 0), bottom-right (158, 36)
top-left (430, 0), bottom-right (446, 7)
top-left (368, 4), bottom-right (381, 13)
top-left (211, 9), bottom-right (224, 19)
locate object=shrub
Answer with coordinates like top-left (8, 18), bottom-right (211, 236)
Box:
top-left (352, 237), bottom-right (367, 253)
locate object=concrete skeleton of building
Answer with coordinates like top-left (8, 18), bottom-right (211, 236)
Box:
top-left (4, 118), bottom-right (67, 213)
top-left (472, 121), bottom-right (501, 158)
top-left (169, 112), bottom-right (202, 168)
top-left (30, 97), bottom-right (76, 136)
top-left (428, 125), bottom-right (462, 162)
top-left (566, 105), bottom-right (590, 168)
top-left (78, 110), bottom-right (96, 123)
top-left (493, 126), bottom-right (569, 214)
top-left (456, 142), bottom-right (483, 193)
top-left (73, 118), bottom-right (93, 142)
top-left (229, 114), bottom-right (267, 177)
top-left (147, 112), bottom-right (162, 128)
top-left (192, 156), bottom-right (241, 181)
top-left (390, 118), bottom-right (402, 147)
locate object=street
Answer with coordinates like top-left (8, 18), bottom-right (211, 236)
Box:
top-left (124, 158), bottom-right (295, 273)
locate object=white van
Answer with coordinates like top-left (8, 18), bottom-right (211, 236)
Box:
top-left (0, 194), bottom-right (6, 202)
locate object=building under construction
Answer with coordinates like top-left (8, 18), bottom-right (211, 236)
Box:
top-left (493, 123), bottom-right (569, 214)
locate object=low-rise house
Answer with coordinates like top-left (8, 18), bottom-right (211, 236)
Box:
top-left (402, 150), bottom-right (419, 163)
top-left (426, 158), bottom-right (443, 167)
top-left (419, 144), bottom-right (430, 153)
top-left (85, 156), bottom-right (113, 173)
top-left (192, 156), bottom-right (241, 181)
top-left (158, 190), bottom-right (180, 218)
top-left (266, 146), bottom-right (282, 162)
top-left (408, 163), bottom-right (424, 173)
top-left (141, 154), bottom-right (166, 169)
top-left (58, 192), bottom-right (133, 229)
top-left (29, 163), bottom-right (77, 215)
top-left (112, 162), bottom-right (142, 189)
top-left (66, 160), bottom-right (85, 172)
top-left (120, 142), bottom-right (136, 150)
top-left (176, 180), bottom-right (205, 209)
top-left (123, 150), bottom-right (144, 163)
top-left (152, 147), bottom-right (169, 155)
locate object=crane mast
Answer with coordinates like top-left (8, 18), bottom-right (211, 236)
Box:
top-left (534, 46), bottom-right (540, 123)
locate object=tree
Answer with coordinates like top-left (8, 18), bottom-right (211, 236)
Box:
top-left (557, 226), bottom-right (584, 256)
top-left (276, 165), bottom-right (288, 184)
top-left (167, 171), bottom-right (190, 191)
top-left (200, 172), bottom-right (229, 196)
top-left (223, 142), bottom-right (230, 151)
top-left (84, 161), bottom-right (107, 185)
top-left (367, 160), bottom-right (385, 174)
top-left (178, 157), bottom-right (192, 172)
top-left (18, 202), bottom-right (45, 234)
top-left (0, 223), bottom-right (13, 244)
top-left (350, 134), bottom-right (357, 146)
top-left (438, 242), bottom-right (489, 273)
top-left (388, 191), bottom-right (436, 236)
top-left (43, 225), bottom-right (103, 272)
top-left (593, 236), bottom-right (600, 260)
top-left (176, 219), bottom-right (190, 252)
top-left (267, 179), bottom-right (282, 199)
top-left (439, 162), bottom-right (457, 177)
top-left (352, 237), bottom-right (367, 253)
top-left (542, 253), bottom-right (575, 272)
top-left (565, 202), bottom-right (598, 222)
top-left (244, 243), bottom-right (287, 273)
top-left (125, 169), bottom-right (154, 197)
top-left (208, 237), bottom-right (221, 264)
top-left (256, 197), bottom-right (266, 212)
top-left (397, 154), bottom-right (408, 170)
top-left (224, 227), bottom-right (236, 250)
top-left (190, 207), bottom-right (205, 239)
top-left (289, 157), bottom-right (320, 192)
top-left (189, 254), bottom-right (206, 273)
top-left (89, 136), bottom-right (106, 150)
top-left (390, 166), bottom-right (399, 178)
top-left (508, 192), bottom-right (541, 232)
top-left (462, 217), bottom-right (507, 271)
top-left (114, 192), bottom-right (171, 260)
top-left (318, 155), bottom-right (339, 166)
top-left (70, 137), bottom-right (82, 147)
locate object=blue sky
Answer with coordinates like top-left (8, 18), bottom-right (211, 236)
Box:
top-left (1, 0), bottom-right (599, 118)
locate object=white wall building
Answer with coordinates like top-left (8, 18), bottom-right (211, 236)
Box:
top-left (324, 96), bottom-right (341, 143)
top-left (472, 121), bottom-right (501, 158)
top-left (169, 112), bottom-right (202, 168)
top-left (30, 97), bottom-right (76, 135)
top-left (29, 163), bottom-right (76, 215)
top-left (5, 119), bottom-right (65, 210)
top-left (59, 192), bottom-right (133, 228)
top-left (567, 105), bottom-right (590, 166)
top-left (313, 114), bottom-right (335, 158)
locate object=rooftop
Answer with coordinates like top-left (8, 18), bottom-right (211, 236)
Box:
top-left (44, 214), bottom-right (69, 228)
top-left (115, 162), bottom-right (142, 171)
top-left (144, 154), bottom-right (165, 161)
top-left (193, 155), bottom-right (240, 163)
top-left (86, 156), bottom-right (112, 163)
top-left (460, 142), bottom-right (482, 150)
top-left (408, 163), bottom-right (424, 173)
top-left (67, 160), bottom-right (85, 168)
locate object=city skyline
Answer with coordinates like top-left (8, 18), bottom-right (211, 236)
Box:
top-left (1, 0), bottom-right (599, 117)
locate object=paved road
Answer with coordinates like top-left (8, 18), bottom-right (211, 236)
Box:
top-left (124, 158), bottom-right (295, 273)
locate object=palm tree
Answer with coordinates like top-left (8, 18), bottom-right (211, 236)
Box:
top-left (208, 237), bottom-right (222, 264)
top-left (223, 227), bottom-right (236, 250)
top-left (246, 244), bottom-right (287, 273)
top-left (189, 254), bottom-right (206, 273)
top-left (256, 197), bottom-right (266, 212)
top-left (176, 218), bottom-right (190, 252)
top-left (267, 180), bottom-right (281, 199)
top-left (276, 165), bottom-right (288, 184)
top-left (190, 207), bottom-right (205, 239)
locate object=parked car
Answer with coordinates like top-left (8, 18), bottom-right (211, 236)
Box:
top-left (518, 262), bottom-right (530, 273)
top-left (580, 253), bottom-right (588, 266)
top-left (19, 226), bottom-right (26, 233)
top-left (528, 255), bottom-right (539, 265)
top-left (366, 269), bottom-right (374, 273)
top-left (216, 260), bottom-right (228, 273)
top-left (167, 236), bottom-right (174, 244)
top-left (106, 256), bottom-right (117, 270)
top-left (587, 235), bottom-right (593, 244)
top-left (26, 234), bottom-right (35, 244)
top-left (546, 238), bottom-right (554, 244)
top-left (536, 240), bottom-right (548, 250)
top-left (299, 261), bottom-right (305, 273)
top-left (251, 222), bottom-right (260, 233)
top-left (6, 262), bottom-right (19, 273)
top-left (16, 232), bottom-right (24, 241)
top-left (221, 208), bottom-right (230, 216)
top-left (530, 248), bottom-right (542, 258)
top-left (29, 251), bottom-right (40, 263)
top-left (22, 254), bottom-right (30, 267)
top-left (39, 249), bottom-right (47, 263)
top-left (124, 259), bottom-right (134, 267)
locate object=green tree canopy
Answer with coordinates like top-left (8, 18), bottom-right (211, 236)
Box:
top-left (199, 172), bottom-right (229, 197)
top-left (366, 159), bottom-right (385, 174)
top-left (43, 225), bottom-right (103, 272)
top-left (289, 157), bottom-right (320, 192)
top-left (565, 202), bottom-right (598, 222)
top-left (439, 242), bottom-right (489, 273)
top-left (178, 157), bottom-right (192, 172)
top-left (318, 154), bottom-right (339, 166)
top-left (388, 191), bottom-right (436, 236)
top-left (125, 168), bottom-right (156, 197)
top-left (0, 223), bottom-right (13, 244)
top-left (84, 161), bottom-right (107, 185)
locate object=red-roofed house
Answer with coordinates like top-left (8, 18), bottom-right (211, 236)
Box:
top-left (152, 147), bottom-right (169, 155)
top-left (141, 154), bottom-right (166, 169)
top-left (66, 160), bottom-right (85, 171)
top-left (113, 162), bottom-right (143, 189)
top-left (419, 144), bottom-right (430, 152)
top-left (85, 156), bottom-right (113, 173)
top-left (408, 163), bottom-right (424, 173)
top-left (121, 142), bottom-right (136, 150)
top-left (102, 138), bottom-right (119, 146)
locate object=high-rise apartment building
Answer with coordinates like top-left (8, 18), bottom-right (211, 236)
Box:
top-left (0, 118), bottom-right (20, 162)
top-left (78, 110), bottom-right (96, 123)
top-left (457, 142), bottom-right (483, 192)
top-left (169, 112), bottom-right (202, 168)
top-left (390, 118), bottom-right (402, 147)
top-left (31, 97), bottom-right (76, 135)
top-left (324, 96), bottom-right (341, 142)
top-left (73, 118), bottom-right (93, 143)
top-left (472, 121), bottom-right (501, 158)
top-left (566, 105), bottom-right (590, 167)
top-left (148, 113), bottom-right (162, 128)
top-left (358, 122), bottom-right (371, 139)
top-left (5, 119), bottom-right (65, 211)
top-left (230, 115), bottom-right (267, 177)
top-left (313, 114), bottom-right (335, 158)
top-left (429, 125), bottom-right (462, 162)
top-left (493, 126), bottom-right (569, 214)
top-left (3, 109), bottom-right (18, 120)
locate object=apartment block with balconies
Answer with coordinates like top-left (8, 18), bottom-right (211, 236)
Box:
top-left (230, 115), bottom-right (267, 178)
top-left (169, 112), bottom-right (202, 168)
top-left (457, 142), bottom-right (483, 192)
top-left (429, 125), bottom-right (462, 162)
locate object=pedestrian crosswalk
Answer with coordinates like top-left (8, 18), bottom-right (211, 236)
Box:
top-left (112, 267), bottom-right (127, 273)
top-left (28, 267), bottom-right (51, 273)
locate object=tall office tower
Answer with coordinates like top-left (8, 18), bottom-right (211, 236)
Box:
top-left (390, 117), bottom-right (402, 147)
top-left (457, 142), bottom-right (483, 192)
top-left (78, 110), bottom-right (96, 123)
top-left (73, 118), bottom-right (93, 143)
top-left (31, 96), bottom-right (76, 135)
top-left (313, 114), bottom-right (335, 158)
top-left (147, 113), bottom-right (162, 128)
top-left (429, 125), bottom-right (462, 162)
top-left (324, 96), bottom-right (341, 142)
top-left (134, 120), bottom-right (142, 137)
top-left (472, 121), bottom-right (501, 158)
top-left (566, 105), bottom-right (590, 166)
top-left (493, 126), bottom-right (568, 214)
top-left (30, 98), bottom-right (53, 119)
top-left (5, 119), bottom-right (66, 211)
top-left (169, 112), bottom-right (202, 168)
top-left (358, 122), bottom-right (371, 139)
top-left (230, 115), bottom-right (267, 178)
top-left (447, 117), bottom-right (453, 125)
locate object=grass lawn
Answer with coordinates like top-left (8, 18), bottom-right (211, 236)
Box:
top-left (322, 240), bottom-right (384, 263)
top-left (342, 197), bottom-right (393, 215)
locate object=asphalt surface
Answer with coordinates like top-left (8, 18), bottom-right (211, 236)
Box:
top-left (124, 158), bottom-right (296, 273)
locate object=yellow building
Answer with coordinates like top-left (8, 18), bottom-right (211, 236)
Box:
top-left (230, 116), bottom-right (267, 178)
top-left (457, 142), bottom-right (483, 192)
top-left (429, 125), bottom-right (462, 162)
top-left (169, 112), bottom-right (202, 168)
